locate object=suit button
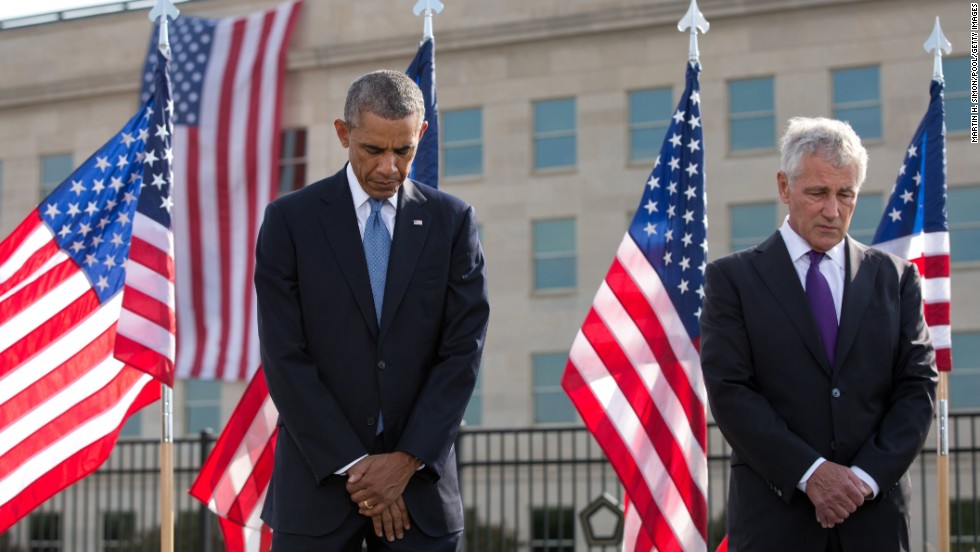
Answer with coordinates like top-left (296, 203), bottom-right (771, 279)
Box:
top-left (831, 388), bottom-right (841, 398)
top-left (367, 416), bottom-right (376, 426)
top-left (378, 360), bottom-right (386, 370)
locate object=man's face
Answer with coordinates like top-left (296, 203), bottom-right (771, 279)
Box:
top-left (334, 111), bottom-right (427, 200)
top-left (778, 153), bottom-right (859, 253)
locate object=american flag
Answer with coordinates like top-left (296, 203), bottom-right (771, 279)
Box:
top-left (188, 32), bottom-right (437, 551)
top-left (407, 37), bottom-right (439, 189)
top-left (871, 76), bottom-right (950, 371)
top-left (140, 1), bottom-right (302, 381)
top-left (0, 43), bottom-right (174, 533)
top-left (562, 61), bottom-right (709, 551)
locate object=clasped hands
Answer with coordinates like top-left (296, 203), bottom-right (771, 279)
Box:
top-left (346, 451), bottom-right (420, 541)
top-left (805, 461), bottom-right (873, 529)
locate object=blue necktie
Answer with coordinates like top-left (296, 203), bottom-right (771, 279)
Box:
top-left (806, 250), bottom-right (838, 365)
top-left (363, 198), bottom-right (391, 324)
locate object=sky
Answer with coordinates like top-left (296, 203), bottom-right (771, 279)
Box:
top-left (0, 0), bottom-right (147, 21)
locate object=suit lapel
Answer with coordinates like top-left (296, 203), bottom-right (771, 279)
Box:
top-left (750, 232), bottom-right (832, 375)
top-left (379, 180), bottom-right (430, 338)
top-left (834, 237), bottom-right (878, 372)
top-left (316, 170), bottom-right (379, 336)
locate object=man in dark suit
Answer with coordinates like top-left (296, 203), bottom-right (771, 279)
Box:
top-left (255, 70), bottom-right (489, 550)
top-left (700, 117), bottom-right (937, 551)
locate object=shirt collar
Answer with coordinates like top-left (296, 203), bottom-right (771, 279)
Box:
top-left (346, 163), bottom-right (398, 211)
top-left (779, 216), bottom-right (846, 269)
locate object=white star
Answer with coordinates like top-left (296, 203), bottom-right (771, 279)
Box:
top-left (106, 198), bottom-right (118, 210)
top-left (889, 208), bottom-right (902, 222)
top-left (116, 155), bottom-right (129, 170)
top-left (669, 133), bottom-right (683, 148)
top-left (94, 156), bottom-right (111, 171)
top-left (138, 127), bottom-right (149, 142)
top-left (97, 217), bottom-right (111, 229)
top-left (678, 279), bottom-right (689, 293)
top-left (92, 179), bottom-right (105, 193)
top-left (684, 186), bottom-right (697, 200)
top-left (682, 232), bottom-right (693, 247)
top-left (667, 204), bottom-right (676, 218)
top-left (84, 253), bottom-right (98, 267)
top-left (644, 199), bottom-right (658, 214)
top-left (95, 276), bottom-right (110, 292)
top-left (687, 139), bottom-right (701, 153)
top-left (653, 157), bottom-right (661, 169)
top-left (687, 115), bottom-right (701, 129)
top-left (69, 241), bottom-right (85, 253)
top-left (679, 256), bottom-right (691, 270)
top-left (66, 203), bottom-right (81, 216)
top-left (144, 106), bottom-right (154, 120)
top-left (696, 285), bottom-right (706, 299)
top-left (44, 203), bottom-right (62, 219)
top-left (122, 191), bottom-right (137, 204)
top-left (644, 222), bottom-right (657, 236)
top-left (685, 162), bottom-right (699, 178)
top-left (70, 180), bottom-right (86, 195)
top-left (907, 145), bottom-right (918, 158)
top-left (647, 175), bottom-right (660, 190)
top-left (92, 235), bottom-right (104, 247)
top-left (672, 109), bottom-right (686, 124)
top-left (116, 212), bottom-right (131, 226)
top-left (699, 260), bottom-right (707, 274)
top-left (160, 195), bottom-right (174, 213)
top-left (691, 90), bottom-right (701, 105)
top-left (667, 181), bottom-right (678, 195)
top-left (668, 157), bottom-right (681, 171)
top-left (912, 172), bottom-right (922, 186)
top-left (663, 251), bottom-right (672, 265)
top-left (109, 177), bottom-right (125, 192)
top-left (58, 224), bottom-right (72, 238)
top-left (683, 210), bottom-right (695, 224)
top-left (701, 240), bottom-right (709, 252)
top-left (143, 149), bottom-right (159, 166)
top-left (151, 173), bottom-right (167, 189)
top-left (120, 132), bottom-right (136, 147)
top-left (77, 222), bottom-right (92, 237)
top-left (901, 189), bottom-right (915, 203)
top-left (155, 123), bottom-right (170, 139)
top-left (665, 228), bottom-right (674, 242)
top-left (694, 307), bottom-right (702, 319)
top-left (111, 233), bottom-right (125, 246)
top-left (84, 201), bottom-right (99, 216)
top-left (104, 256), bottom-right (117, 269)
top-left (898, 164), bottom-right (907, 176)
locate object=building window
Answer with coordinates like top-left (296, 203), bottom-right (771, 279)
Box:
top-left (442, 108), bottom-right (483, 178)
top-left (29, 512), bottom-right (61, 551)
top-left (278, 128), bottom-right (307, 196)
top-left (629, 88), bottom-right (673, 163)
top-left (463, 368), bottom-right (483, 427)
top-left (945, 56), bottom-right (971, 134)
top-left (533, 98), bottom-right (576, 170)
top-left (532, 353), bottom-right (576, 424)
top-left (729, 77), bottom-right (776, 152)
top-left (102, 511), bottom-right (136, 552)
top-left (41, 154), bottom-right (74, 200)
top-left (185, 379), bottom-right (221, 434)
top-left (950, 332), bottom-right (980, 410)
top-left (729, 202), bottom-right (778, 253)
top-left (530, 506), bottom-right (575, 552)
top-left (948, 186), bottom-right (980, 263)
top-left (833, 66), bottom-right (881, 140)
top-left (532, 218), bottom-right (576, 291)
top-left (849, 192), bottom-right (884, 243)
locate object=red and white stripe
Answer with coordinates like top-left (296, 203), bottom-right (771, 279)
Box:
top-left (563, 236), bottom-right (708, 552)
top-left (173, 1), bottom-right (300, 381)
top-left (0, 213), bottom-right (160, 533)
top-left (872, 231), bottom-right (951, 371)
top-left (190, 366), bottom-right (278, 550)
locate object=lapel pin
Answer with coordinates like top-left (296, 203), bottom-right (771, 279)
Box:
top-left (413, 219), bottom-right (423, 226)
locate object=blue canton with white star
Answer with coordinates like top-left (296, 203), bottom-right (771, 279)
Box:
top-left (140, 15), bottom-right (215, 126)
top-left (43, 51), bottom-right (174, 304)
top-left (628, 62), bottom-right (707, 339)
top-left (872, 78), bottom-right (948, 243)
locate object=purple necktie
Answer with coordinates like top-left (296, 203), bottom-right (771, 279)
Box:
top-left (806, 250), bottom-right (838, 365)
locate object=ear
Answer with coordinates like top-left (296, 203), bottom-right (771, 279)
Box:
top-left (334, 119), bottom-right (350, 148)
top-left (417, 120), bottom-right (429, 141)
top-left (777, 171), bottom-right (790, 205)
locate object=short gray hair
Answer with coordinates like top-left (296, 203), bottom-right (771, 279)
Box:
top-left (779, 117), bottom-right (868, 188)
top-left (344, 70), bottom-right (425, 128)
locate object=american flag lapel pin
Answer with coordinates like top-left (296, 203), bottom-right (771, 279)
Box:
top-left (413, 219), bottom-right (423, 226)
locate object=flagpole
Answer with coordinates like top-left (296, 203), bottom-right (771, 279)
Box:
top-left (148, 3), bottom-right (180, 552)
top-left (923, 17), bottom-right (951, 552)
top-left (412, 0), bottom-right (444, 41)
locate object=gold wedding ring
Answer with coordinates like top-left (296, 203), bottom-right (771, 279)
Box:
top-left (363, 500), bottom-right (372, 510)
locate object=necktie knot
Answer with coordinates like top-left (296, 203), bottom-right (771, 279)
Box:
top-left (807, 249), bottom-right (824, 266)
top-left (368, 197), bottom-right (384, 216)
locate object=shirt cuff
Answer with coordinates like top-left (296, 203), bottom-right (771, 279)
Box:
top-left (850, 465), bottom-right (879, 499)
top-left (335, 454), bottom-right (368, 476)
top-left (798, 457), bottom-right (826, 492)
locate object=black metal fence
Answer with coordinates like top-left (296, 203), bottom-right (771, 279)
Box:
top-left (2, 415), bottom-right (979, 551)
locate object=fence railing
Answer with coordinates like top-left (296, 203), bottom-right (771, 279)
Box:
top-left (2, 414), bottom-right (979, 551)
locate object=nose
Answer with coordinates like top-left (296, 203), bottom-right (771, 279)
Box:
top-left (377, 152), bottom-right (398, 178)
top-left (821, 196), bottom-right (840, 219)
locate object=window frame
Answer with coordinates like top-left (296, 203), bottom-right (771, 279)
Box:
top-left (441, 107), bottom-right (484, 179)
top-left (532, 97), bottom-right (577, 171)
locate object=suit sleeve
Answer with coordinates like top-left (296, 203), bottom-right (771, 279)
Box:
top-left (255, 201), bottom-right (367, 484)
top-left (851, 261), bottom-right (937, 494)
top-left (700, 259), bottom-right (824, 501)
top-left (397, 205), bottom-right (490, 479)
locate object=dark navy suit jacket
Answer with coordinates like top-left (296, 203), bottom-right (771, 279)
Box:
top-left (700, 232), bottom-right (936, 552)
top-left (255, 167), bottom-right (489, 537)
